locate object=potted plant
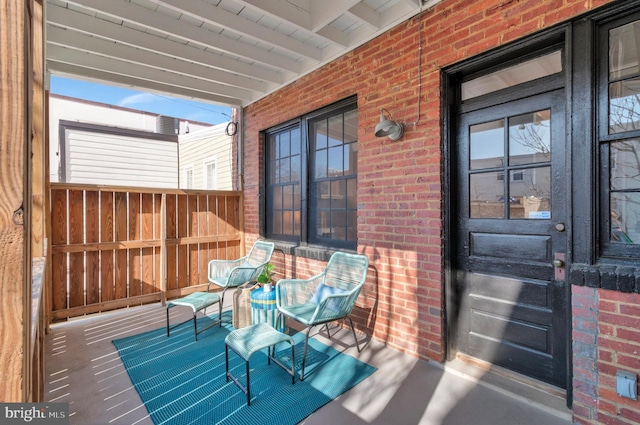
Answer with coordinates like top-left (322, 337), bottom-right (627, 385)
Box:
top-left (257, 263), bottom-right (275, 292)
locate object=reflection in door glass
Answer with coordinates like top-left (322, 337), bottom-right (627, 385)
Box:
top-left (470, 172), bottom-right (504, 218)
top-left (509, 167), bottom-right (551, 219)
top-left (509, 110), bottom-right (551, 165)
top-left (470, 120), bottom-right (504, 170)
top-left (611, 139), bottom-right (640, 190)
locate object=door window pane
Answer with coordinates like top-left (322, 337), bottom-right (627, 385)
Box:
top-left (510, 167), bottom-right (551, 219)
top-left (611, 139), bottom-right (640, 190)
top-left (610, 20), bottom-right (640, 79)
top-left (470, 120), bottom-right (504, 170)
top-left (470, 172), bottom-right (504, 218)
top-left (609, 79), bottom-right (640, 134)
top-left (462, 51), bottom-right (562, 100)
top-left (509, 110), bottom-right (551, 165)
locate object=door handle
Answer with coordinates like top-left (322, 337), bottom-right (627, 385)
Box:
top-left (553, 253), bottom-right (566, 281)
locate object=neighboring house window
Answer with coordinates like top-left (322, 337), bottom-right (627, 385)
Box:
top-left (265, 97), bottom-right (357, 250)
top-left (204, 158), bottom-right (216, 189)
top-left (600, 15), bottom-right (640, 256)
top-left (183, 167), bottom-right (194, 189)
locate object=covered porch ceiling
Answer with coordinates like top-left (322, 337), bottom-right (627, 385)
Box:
top-left (46, 0), bottom-right (438, 109)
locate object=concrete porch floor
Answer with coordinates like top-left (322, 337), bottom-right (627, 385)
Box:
top-left (44, 301), bottom-right (574, 425)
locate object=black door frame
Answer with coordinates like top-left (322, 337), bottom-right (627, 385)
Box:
top-left (441, 25), bottom-right (574, 398)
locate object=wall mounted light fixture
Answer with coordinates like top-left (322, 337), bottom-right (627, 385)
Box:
top-left (374, 108), bottom-right (404, 141)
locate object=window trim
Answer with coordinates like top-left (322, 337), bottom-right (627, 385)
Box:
top-left (203, 156), bottom-right (217, 190)
top-left (263, 96), bottom-right (358, 251)
top-left (182, 165), bottom-right (194, 189)
top-left (597, 11), bottom-right (640, 259)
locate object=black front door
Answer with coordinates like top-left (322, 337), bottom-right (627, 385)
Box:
top-left (453, 89), bottom-right (568, 388)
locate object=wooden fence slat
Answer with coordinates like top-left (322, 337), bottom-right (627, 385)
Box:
top-left (115, 192), bottom-right (128, 300)
top-left (100, 191), bottom-right (114, 302)
top-left (51, 190), bottom-right (68, 311)
top-left (85, 191), bottom-right (100, 305)
top-left (177, 194), bottom-right (188, 288)
top-left (188, 195), bottom-right (199, 286)
top-left (129, 193), bottom-right (141, 299)
top-left (142, 193), bottom-right (154, 294)
top-left (68, 190), bottom-right (84, 308)
top-left (198, 195), bottom-right (209, 285)
top-left (166, 194), bottom-right (177, 290)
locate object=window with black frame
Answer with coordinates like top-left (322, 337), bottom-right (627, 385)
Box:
top-left (265, 98), bottom-right (358, 250)
top-left (601, 16), bottom-right (640, 255)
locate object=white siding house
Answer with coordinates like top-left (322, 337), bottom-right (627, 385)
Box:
top-left (49, 94), bottom-right (215, 188)
top-left (179, 122), bottom-right (234, 190)
top-left (61, 121), bottom-right (179, 188)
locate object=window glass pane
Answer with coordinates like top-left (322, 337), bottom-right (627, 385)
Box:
top-left (470, 172), bottom-right (504, 218)
top-left (291, 130), bottom-right (301, 155)
top-left (470, 120), bottom-right (504, 170)
top-left (206, 162), bottom-right (215, 189)
top-left (329, 115), bottom-right (343, 147)
top-left (510, 167), bottom-right (551, 219)
top-left (291, 154), bottom-right (301, 181)
top-left (283, 185), bottom-right (293, 209)
top-left (280, 132), bottom-right (290, 157)
top-left (317, 181), bottom-right (330, 209)
top-left (293, 184), bottom-right (301, 206)
top-left (315, 120), bottom-right (328, 149)
top-left (609, 79), bottom-right (640, 134)
top-left (331, 210), bottom-right (346, 240)
top-left (347, 178), bottom-right (357, 209)
top-left (278, 158), bottom-right (291, 183)
top-left (344, 143), bottom-right (357, 175)
top-left (272, 186), bottom-right (282, 210)
top-left (610, 21), bottom-right (640, 80)
top-left (272, 212), bottom-right (282, 234)
top-left (328, 146), bottom-right (343, 176)
top-left (462, 51), bottom-right (562, 100)
top-left (344, 109), bottom-right (358, 143)
top-left (294, 211), bottom-right (301, 236)
top-left (315, 149), bottom-right (327, 179)
top-left (611, 140), bottom-right (640, 190)
top-left (317, 210), bottom-right (330, 238)
top-left (269, 134), bottom-right (277, 158)
top-left (270, 159), bottom-right (278, 183)
top-left (331, 180), bottom-right (347, 209)
top-left (283, 211), bottom-right (293, 235)
top-left (509, 110), bottom-right (551, 165)
top-left (611, 192), bottom-right (640, 244)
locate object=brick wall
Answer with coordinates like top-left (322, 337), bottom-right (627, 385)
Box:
top-left (243, 0), bottom-right (615, 364)
top-left (596, 290), bottom-right (640, 424)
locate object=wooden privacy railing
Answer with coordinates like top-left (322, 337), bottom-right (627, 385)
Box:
top-left (49, 183), bottom-right (244, 320)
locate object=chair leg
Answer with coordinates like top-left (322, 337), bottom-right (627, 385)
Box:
top-left (166, 307), bottom-right (171, 337)
top-left (300, 327), bottom-right (313, 381)
top-left (347, 316), bottom-right (361, 352)
top-left (193, 312), bottom-right (198, 341)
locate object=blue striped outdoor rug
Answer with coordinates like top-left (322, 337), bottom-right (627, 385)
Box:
top-left (112, 313), bottom-right (376, 425)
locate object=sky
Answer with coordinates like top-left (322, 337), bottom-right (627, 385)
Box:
top-left (50, 76), bottom-right (233, 126)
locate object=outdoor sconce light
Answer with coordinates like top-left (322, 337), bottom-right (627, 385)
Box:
top-left (374, 108), bottom-right (404, 141)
